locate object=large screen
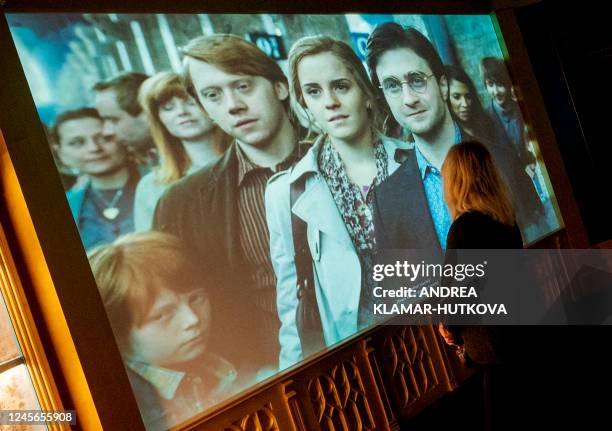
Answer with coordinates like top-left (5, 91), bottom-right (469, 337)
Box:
top-left (7, 12), bottom-right (562, 430)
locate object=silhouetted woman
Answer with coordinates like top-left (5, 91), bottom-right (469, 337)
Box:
top-left (439, 140), bottom-right (523, 431)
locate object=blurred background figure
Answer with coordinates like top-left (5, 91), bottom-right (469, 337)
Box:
top-left (480, 57), bottom-right (530, 166)
top-left (94, 72), bottom-right (157, 169)
top-left (43, 122), bottom-right (78, 190)
top-left (523, 123), bottom-right (549, 203)
top-left (134, 72), bottom-right (230, 231)
top-left (52, 108), bottom-right (139, 251)
top-left (88, 231), bottom-right (239, 431)
top-left (444, 64), bottom-right (495, 144)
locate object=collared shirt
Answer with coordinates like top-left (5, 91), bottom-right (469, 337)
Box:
top-left (414, 123), bottom-right (461, 249)
top-left (235, 143), bottom-right (299, 332)
top-left (128, 354), bottom-right (237, 429)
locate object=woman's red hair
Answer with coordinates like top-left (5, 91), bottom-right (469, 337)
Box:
top-left (442, 141), bottom-right (515, 226)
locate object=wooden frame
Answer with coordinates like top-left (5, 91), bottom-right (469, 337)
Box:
top-left (0, 199), bottom-right (68, 430)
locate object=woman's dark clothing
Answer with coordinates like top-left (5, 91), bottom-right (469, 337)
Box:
top-left (446, 210), bottom-right (523, 250)
top-left (444, 210), bottom-right (522, 431)
top-left (444, 210), bottom-right (522, 365)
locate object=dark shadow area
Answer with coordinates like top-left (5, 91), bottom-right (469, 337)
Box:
top-left (516, 1), bottom-right (612, 246)
top-left (403, 326), bottom-right (611, 430)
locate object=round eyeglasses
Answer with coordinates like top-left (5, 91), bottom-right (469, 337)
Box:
top-left (379, 72), bottom-right (435, 98)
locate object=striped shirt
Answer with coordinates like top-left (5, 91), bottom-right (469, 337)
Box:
top-left (236, 144), bottom-right (298, 334)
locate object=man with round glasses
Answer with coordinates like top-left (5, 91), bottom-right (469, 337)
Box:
top-left (366, 24), bottom-right (545, 431)
top-left (366, 22), bottom-right (543, 250)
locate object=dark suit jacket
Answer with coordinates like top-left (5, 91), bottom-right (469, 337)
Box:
top-left (486, 102), bottom-right (530, 166)
top-left (373, 130), bottom-right (543, 251)
top-left (153, 144), bottom-right (274, 370)
top-left (153, 144), bottom-right (242, 276)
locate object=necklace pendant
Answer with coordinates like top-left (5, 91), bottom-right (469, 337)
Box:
top-left (103, 207), bottom-right (120, 220)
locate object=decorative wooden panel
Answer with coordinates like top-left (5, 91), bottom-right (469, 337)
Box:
top-left (187, 325), bottom-right (468, 430)
top-left (188, 384), bottom-right (295, 431)
top-left (285, 380), bottom-right (308, 431)
top-left (225, 403), bottom-right (281, 431)
top-left (308, 358), bottom-right (376, 431)
top-left (364, 338), bottom-right (400, 431)
top-left (373, 325), bottom-right (455, 421)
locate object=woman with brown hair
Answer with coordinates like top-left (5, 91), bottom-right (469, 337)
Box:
top-left (266, 35), bottom-right (410, 369)
top-left (134, 72), bottom-right (230, 231)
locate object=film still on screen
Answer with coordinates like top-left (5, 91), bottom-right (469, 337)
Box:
top-left (7, 12), bottom-right (564, 430)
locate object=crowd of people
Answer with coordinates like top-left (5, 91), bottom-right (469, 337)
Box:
top-left (47, 23), bottom-right (547, 430)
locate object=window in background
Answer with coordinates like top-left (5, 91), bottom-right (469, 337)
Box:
top-left (0, 223), bottom-right (47, 430)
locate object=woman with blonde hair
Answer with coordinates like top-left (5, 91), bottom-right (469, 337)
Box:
top-left (266, 35), bottom-right (410, 369)
top-left (134, 72), bottom-right (230, 230)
